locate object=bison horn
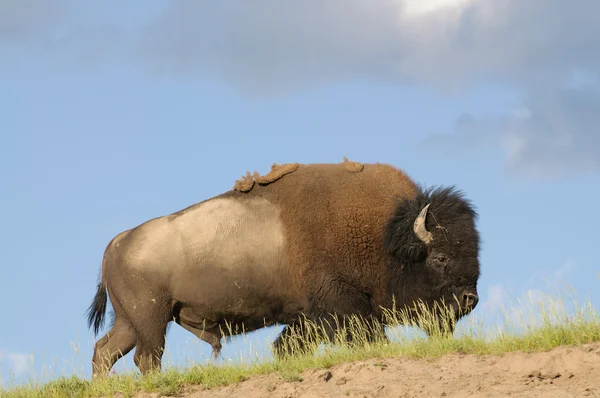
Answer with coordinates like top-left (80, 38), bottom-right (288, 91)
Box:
top-left (413, 203), bottom-right (433, 244)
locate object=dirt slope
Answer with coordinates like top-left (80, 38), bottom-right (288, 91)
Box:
top-left (138, 343), bottom-right (600, 398)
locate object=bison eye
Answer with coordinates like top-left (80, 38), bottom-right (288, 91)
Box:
top-left (435, 255), bottom-right (448, 263)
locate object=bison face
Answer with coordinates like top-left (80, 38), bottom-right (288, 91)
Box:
top-left (384, 186), bottom-right (482, 331)
top-left (413, 246), bottom-right (479, 336)
top-left (424, 247), bottom-right (480, 311)
top-left (415, 199), bottom-right (481, 324)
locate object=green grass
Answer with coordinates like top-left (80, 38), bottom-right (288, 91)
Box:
top-left (3, 285), bottom-right (600, 398)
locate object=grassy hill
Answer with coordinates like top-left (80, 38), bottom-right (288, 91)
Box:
top-left (3, 285), bottom-right (600, 398)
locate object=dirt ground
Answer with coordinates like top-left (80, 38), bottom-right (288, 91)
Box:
top-left (136, 343), bottom-right (600, 398)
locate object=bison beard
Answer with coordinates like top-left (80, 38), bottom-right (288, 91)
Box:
top-left (85, 161), bottom-right (481, 377)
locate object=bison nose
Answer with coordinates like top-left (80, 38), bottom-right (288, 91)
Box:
top-left (461, 292), bottom-right (479, 309)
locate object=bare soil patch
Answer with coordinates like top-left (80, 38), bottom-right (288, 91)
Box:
top-left (133, 343), bottom-right (600, 398)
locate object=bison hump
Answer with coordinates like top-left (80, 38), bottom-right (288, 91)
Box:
top-left (342, 157), bottom-right (364, 173)
top-left (233, 162), bottom-right (300, 192)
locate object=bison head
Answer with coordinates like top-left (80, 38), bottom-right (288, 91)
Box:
top-left (384, 186), bottom-right (481, 333)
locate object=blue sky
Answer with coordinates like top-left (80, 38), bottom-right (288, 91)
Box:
top-left (1, 0), bottom-right (600, 387)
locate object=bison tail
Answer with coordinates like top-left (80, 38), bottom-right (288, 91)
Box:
top-left (86, 280), bottom-right (107, 336)
top-left (86, 255), bottom-right (109, 336)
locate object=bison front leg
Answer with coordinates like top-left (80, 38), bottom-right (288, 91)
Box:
top-left (419, 310), bottom-right (457, 338)
top-left (318, 314), bottom-right (389, 350)
top-left (272, 318), bottom-right (325, 359)
top-left (345, 316), bottom-right (389, 346)
top-left (272, 315), bottom-right (386, 359)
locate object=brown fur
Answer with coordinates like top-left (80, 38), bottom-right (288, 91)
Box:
top-left (342, 157), bottom-right (364, 172)
top-left (255, 162), bottom-right (299, 184)
top-left (241, 162), bottom-right (419, 317)
top-left (233, 171), bottom-right (260, 192)
top-left (233, 163), bottom-right (299, 192)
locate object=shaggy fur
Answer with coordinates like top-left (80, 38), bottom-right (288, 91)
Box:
top-left (342, 157), bottom-right (364, 172)
top-left (255, 162), bottom-right (299, 184)
top-left (385, 186), bottom-right (479, 264)
top-left (232, 171), bottom-right (258, 192)
top-left (233, 163), bottom-right (299, 192)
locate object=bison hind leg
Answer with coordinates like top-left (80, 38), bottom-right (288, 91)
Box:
top-left (131, 326), bottom-right (169, 375)
top-left (127, 302), bottom-right (172, 375)
top-left (91, 316), bottom-right (137, 379)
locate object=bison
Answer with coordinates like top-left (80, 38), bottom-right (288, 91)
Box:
top-left (86, 159), bottom-right (481, 377)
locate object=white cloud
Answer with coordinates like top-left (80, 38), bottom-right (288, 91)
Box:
top-left (131, 1), bottom-right (599, 93)
top-left (127, 1), bottom-right (600, 177)
top-left (2, 1), bottom-right (599, 177)
top-left (0, 350), bottom-right (32, 378)
top-left (553, 260), bottom-right (576, 283)
top-left (400, 0), bottom-right (477, 19)
top-left (484, 284), bottom-right (506, 307)
top-left (135, 1), bottom-right (600, 177)
top-left (8, 353), bottom-right (31, 377)
top-left (0, 0), bottom-right (68, 43)
top-left (423, 84), bottom-right (600, 178)
top-left (499, 288), bottom-right (550, 326)
top-left (3, 1), bottom-right (599, 100)
top-left (471, 260), bottom-right (578, 336)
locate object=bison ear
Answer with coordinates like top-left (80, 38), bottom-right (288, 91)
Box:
top-left (385, 200), bottom-right (435, 264)
top-left (396, 242), bottom-right (428, 264)
top-left (384, 216), bottom-right (429, 264)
